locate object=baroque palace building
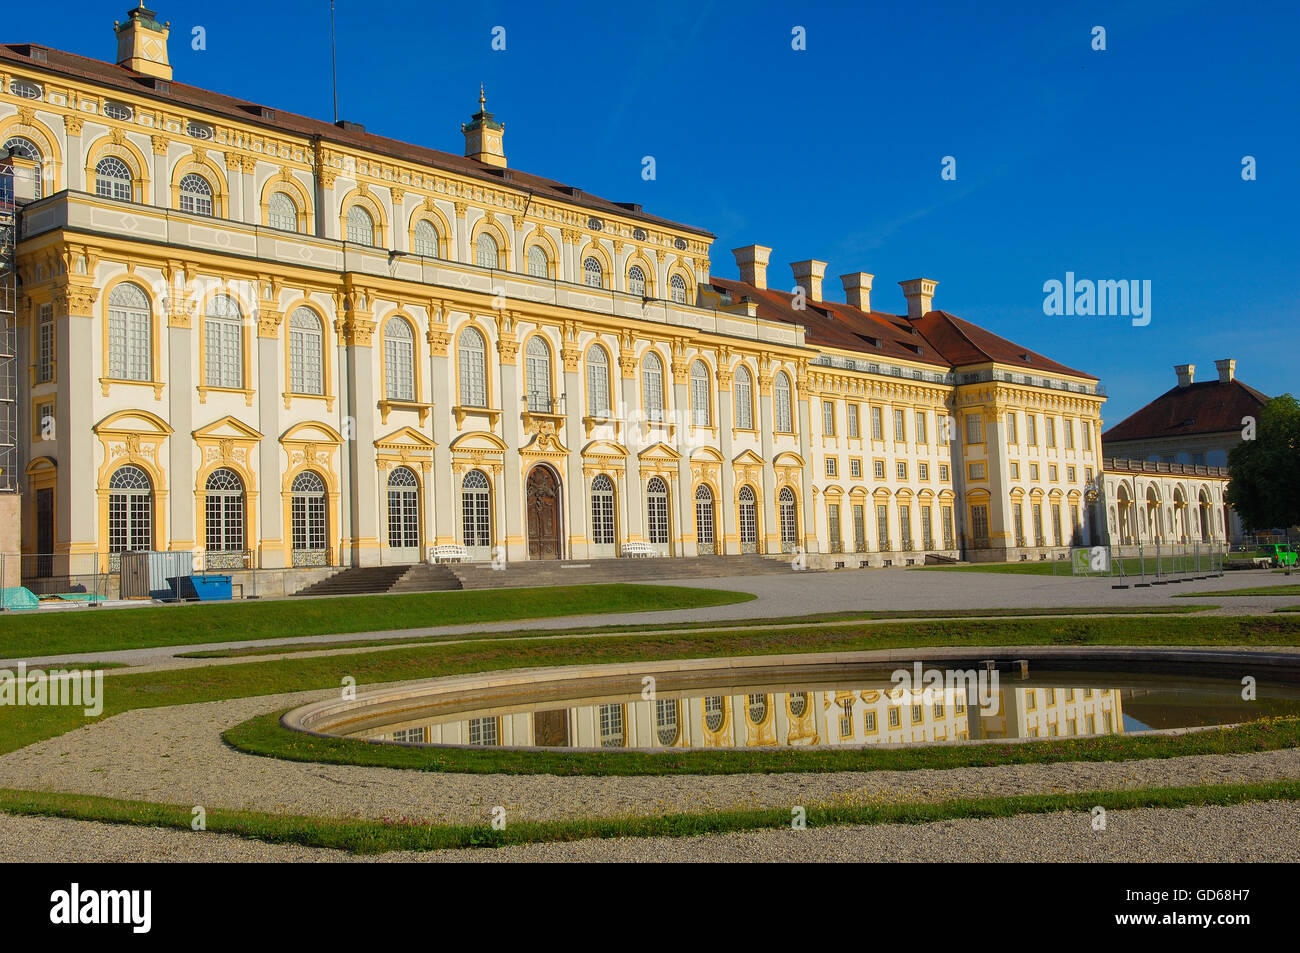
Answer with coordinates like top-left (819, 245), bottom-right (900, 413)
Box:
top-left (4, 4), bottom-right (1205, 590)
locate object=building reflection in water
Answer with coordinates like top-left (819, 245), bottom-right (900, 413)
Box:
top-left (371, 682), bottom-right (1123, 750)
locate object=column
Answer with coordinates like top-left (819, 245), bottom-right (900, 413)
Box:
top-left (758, 368), bottom-right (778, 553)
top-left (796, 365), bottom-right (816, 552)
top-left (672, 350), bottom-right (693, 557)
top-left (150, 136), bottom-right (169, 210)
top-left (390, 189), bottom-right (407, 252)
top-left (342, 292), bottom-right (379, 566)
top-left (256, 304), bottom-right (284, 567)
top-left (53, 277), bottom-right (98, 571)
top-left (562, 342), bottom-right (587, 557)
top-left (427, 308), bottom-right (454, 544)
top-left (166, 285), bottom-right (195, 553)
top-left (619, 346), bottom-right (643, 542)
top-left (716, 363), bottom-right (735, 554)
top-left (497, 319), bottom-right (523, 560)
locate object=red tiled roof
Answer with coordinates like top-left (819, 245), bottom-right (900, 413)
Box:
top-left (0, 42), bottom-right (714, 238)
top-left (1102, 378), bottom-right (1270, 442)
top-left (711, 277), bottom-right (1096, 378)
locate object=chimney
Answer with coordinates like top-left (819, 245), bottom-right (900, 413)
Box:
top-left (790, 259), bottom-right (827, 301)
top-left (1175, 363), bottom-right (1195, 387)
top-left (899, 278), bottom-right (937, 318)
top-left (732, 245), bottom-right (772, 290)
top-left (462, 85), bottom-right (507, 168)
top-left (1214, 358), bottom-right (1236, 383)
top-left (114, 4), bottom-right (172, 81)
top-left (840, 272), bottom-right (874, 312)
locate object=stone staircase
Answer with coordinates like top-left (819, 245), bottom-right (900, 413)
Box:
top-left (446, 553), bottom-right (799, 590)
top-left (293, 553), bottom-right (800, 597)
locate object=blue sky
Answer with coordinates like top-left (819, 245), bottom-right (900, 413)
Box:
top-left (13, 1), bottom-right (1297, 422)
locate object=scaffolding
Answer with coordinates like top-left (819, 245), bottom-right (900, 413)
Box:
top-left (0, 152), bottom-right (18, 493)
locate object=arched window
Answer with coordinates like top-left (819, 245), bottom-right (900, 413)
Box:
top-left (268, 191), bottom-right (298, 231)
top-left (586, 345), bottom-right (610, 418)
top-left (599, 703), bottom-right (625, 747)
top-left (178, 172), bottom-right (213, 216)
top-left (94, 156), bottom-right (132, 201)
top-left (774, 371), bottom-right (793, 433)
top-left (704, 695), bottom-right (726, 733)
top-left (107, 282), bottom-right (152, 381)
top-left (476, 232), bottom-right (499, 268)
top-left (646, 476), bottom-right (669, 547)
top-left (3, 137), bottom-right (43, 198)
top-left (670, 273), bottom-right (688, 305)
top-left (655, 699), bottom-right (679, 747)
top-left (462, 469), bottom-right (492, 549)
top-left (288, 307), bottom-right (324, 395)
top-left (345, 204), bottom-right (375, 245)
top-left (642, 351), bottom-right (665, 422)
top-left (383, 316), bottom-right (415, 401)
top-left (690, 359), bottom-right (711, 426)
top-left (204, 294), bottom-right (244, 389)
top-left (627, 265), bottom-right (646, 297)
top-left (412, 219), bottom-right (439, 257)
top-left (779, 486), bottom-right (798, 552)
top-left (458, 326), bottom-right (487, 407)
top-left (747, 693), bottom-right (768, 725)
top-left (738, 485), bottom-right (758, 553)
top-left (108, 464), bottom-right (152, 556)
top-left (527, 244), bottom-right (549, 278)
top-left (695, 483), bottom-right (715, 552)
top-left (204, 467), bottom-right (244, 553)
top-left (788, 692), bottom-right (808, 718)
top-left (590, 473), bottom-right (616, 548)
top-left (291, 471), bottom-right (328, 565)
top-left (525, 337), bottom-right (552, 412)
top-left (386, 466), bottom-right (420, 551)
top-left (583, 256), bottom-right (603, 288)
top-left (734, 364), bottom-right (754, 429)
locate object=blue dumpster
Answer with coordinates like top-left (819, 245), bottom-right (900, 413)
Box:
top-left (172, 574), bottom-right (232, 601)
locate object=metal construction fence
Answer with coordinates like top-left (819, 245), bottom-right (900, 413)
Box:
top-left (1069, 543), bottom-right (1226, 583)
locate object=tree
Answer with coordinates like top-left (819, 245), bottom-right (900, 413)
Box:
top-left (1227, 394), bottom-right (1300, 531)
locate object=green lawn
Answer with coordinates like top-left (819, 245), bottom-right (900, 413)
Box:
top-left (1178, 584), bottom-right (1300, 598)
top-left (178, 603), bottom-right (1217, 659)
top-left (0, 584), bottom-right (753, 657)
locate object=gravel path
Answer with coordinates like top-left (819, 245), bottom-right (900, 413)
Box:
top-left (1, 688), bottom-right (1298, 826)
top-left (2, 799), bottom-right (1295, 862)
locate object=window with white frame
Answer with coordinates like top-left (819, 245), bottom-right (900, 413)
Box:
top-left (288, 307), bottom-right (324, 395)
top-left (525, 337), bottom-right (552, 412)
top-left (527, 244), bottom-right (548, 277)
top-left (345, 204), bottom-right (374, 245)
top-left (586, 345), bottom-right (610, 417)
top-left (1006, 412), bottom-right (1018, 444)
top-left (870, 406), bottom-right (883, 440)
top-left (583, 256), bottom-right (603, 288)
top-left (965, 413), bottom-right (984, 445)
top-left (774, 371), bottom-right (793, 433)
top-left (690, 360), bottom-right (710, 426)
top-left (94, 156), bottom-right (132, 201)
top-left (873, 460), bottom-right (885, 479)
top-left (670, 273), bottom-right (687, 304)
top-left (823, 400), bottom-right (835, 436)
top-left (850, 458), bottom-right (861, 478)
top-left (37, 303), bottom-right (53, 383)
top-left (267, 191), bottom-right (298, 231)
top-left (734, 364), bottom-right (754, 429)
top-left (627, 265), bottom-right (646, 297)
top-left (1065, 418), bottom-right (1075, 449)
top-left (107, 282), bottom-right (152, 381)
top-left (847, 403), bottom-right (859, 438)
top-left (476, 232), bottom-right (499, 268)
top-left (1026, 414), bottom-right (1038, 446)
top-left (203, 294), bottom-right (243, 389)
top-left (893, 408), bottom-right (905, 442)
top-left (458, 327), bottom-right (487, 407)
top-left (178, 172), bottom-right (213, 215)
top-left (412, 219), bottom-right (439, 256)
top-left (915, 410), bottom-right (928, 444)
top-left (383, 316), bottom-right (415, 401)
top-left (642, 351), bottom-right (665, 422)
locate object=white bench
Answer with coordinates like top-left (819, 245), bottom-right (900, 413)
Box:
top-left (621, 541), bottom-right (660, 558)
top-left (429, 544), bottom-right (470, 564)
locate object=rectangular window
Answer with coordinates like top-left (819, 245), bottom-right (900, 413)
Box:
top-left (870, 406), bottom-right (883, 440)
top-left (1033, 504), bottom-right (1044, 545)
top-left (1010, 462), bottom-right (1019, 479)
top-left (35, 401), bottom-right (53, 441)
top-left (920, 504), bottom-right (933, 547)
top-left (968, 462), bottom-right (986, 480)
top-left (864, 711), bottom-right (877, 732)
top-left (1048, 464), bottom-right (1057, 482)
top-left (873, 460), bottom-right (885, 480)
top-left (896, 461), bottom-right (907, 480)
top-left (1082, 422), bottom-right (1092, 451)
top-left (847, 403), bottom-right (860, 438)
top-left (1006, 413), bottom-right (1017, 444)
top-left (1085, 467), bottom-right (1094, 483)
top-left (1026, 415), bottom-right (1038, 446)
top-left (1030, 463), bottom-right (1039, 481)
top-left (1046, 417), bottom-right (1057, 448)
top-left (939, 464), bottom-right (949, 482)
top-left (853, 504), bottom-right (866, 552)
top-left (1052, 504), bottom-right (1063, 544)
top-left (915, 410), bottom-right (927, 444)
top-left (876, 504), bottom-right (890, 549)
top-left (827, 503), bottom-right (842, 552)
top-left (942, 506), bottom-right (954, 547)
top-left (823, 400), bottom-right (835, 436)
top-left (205, 318), bottom-right (242, 389)
top-left (918, 462), bottom-right (929, 481)
top-left (898, 504), bottom-right (911, 549)
top-left (1014, 503), bottom-right (1025, 544)
top-left (849, 458), bottom-right (861, 478)
top-left (1065, 418), bottom-right (1075, 450)
top-left (888, 707), bottom-right (901, 728)
top-left (825, 457), bottom-right (837, 477)
top-left (971, 504), bottom-right (990, 545)
top-left (37, 303), bottom-right (54, 383)
top-left (893, 408), bottom-right (905, 442)
top-left (965, 414), bottom-right (983, 445)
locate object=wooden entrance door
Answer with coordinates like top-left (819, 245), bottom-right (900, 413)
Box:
top-left (526, 466), bottom-right (562, 560)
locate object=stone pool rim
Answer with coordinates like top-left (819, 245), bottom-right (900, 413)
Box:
top-left (280, 645), bottom-right (1300, 754)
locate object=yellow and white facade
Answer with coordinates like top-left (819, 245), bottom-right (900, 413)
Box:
top-left (7, 6), bottom-right (1123, 587)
